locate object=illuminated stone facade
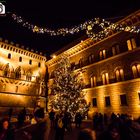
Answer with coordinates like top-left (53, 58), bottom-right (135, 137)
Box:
top-left (47, 10), bottom-right (140, 119)
top-left (0, 40), bottom-right (47, 114)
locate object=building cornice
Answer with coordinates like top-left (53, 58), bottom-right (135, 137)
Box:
top-left (0, 41), bottom-right (47, 62)
top-left (47, 10), bottom-right (140, 67)
top-left (83, 78), bottom-right (140, 91)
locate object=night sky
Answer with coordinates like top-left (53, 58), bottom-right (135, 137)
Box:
top-left (0, 0), bottom-right (139, 57)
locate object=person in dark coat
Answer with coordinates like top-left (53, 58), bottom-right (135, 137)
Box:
top-left (75, 112), bottom-right (82, 128)
top-left (23, 108), bottom-right (49, 140)
top-left (0, 118), bottom-right (15, 140)
top-left (49, 109), bottom-right (55, 128)
top-left (55, 114), bottom-right (65, 140)
top-left (77, 128), bottom-right (96, 140)
top-left (17, 107), bottom-right (26, 127)
top-left (8, 108), bottom-right (13, 122)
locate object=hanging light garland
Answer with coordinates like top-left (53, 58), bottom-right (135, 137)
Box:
top-left (11, 13), bottom-right (140, 41)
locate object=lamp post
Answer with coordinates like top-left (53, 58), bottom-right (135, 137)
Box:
top-left (44, 65), bottom-right (49, 112)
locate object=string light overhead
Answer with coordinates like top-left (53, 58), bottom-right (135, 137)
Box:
top-left (11, 13), bottom-right (140, 41)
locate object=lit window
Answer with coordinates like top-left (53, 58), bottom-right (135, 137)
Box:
top-left (105, 96), bottom-right (111, 107)
top-left (127, 38), bottom-right (136, 51)
top-left (91, 77), bottom-right (93, 87)
top-left (91, 76), bottom-right (97, 87)
top-left (103, 50), bottom-right (106, 58)
top-left (120, 94), bottom-right (127, 106)
top-left (99, 50), bottom-right (106, 60)
top-left (132, 64), bottom-right (140, 78)
top-left (102, 73), bottom-right (109, 85)
top-left (99, 51), bottom-right (103, 60)
top-left (115, 69), bottom-right (124, 81)
top-left (94, 76), bottom-right (97, 86)
top-left (92, 98), bottom-right (97, 107)
top-left (8, 53), bottom-right (11, 59)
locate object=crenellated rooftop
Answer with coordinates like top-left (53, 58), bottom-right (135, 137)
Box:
top-left (0, 38), bottom-right (47, 62)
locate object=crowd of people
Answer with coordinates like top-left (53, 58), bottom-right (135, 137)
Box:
top-left (49, 109), bottom-right (83, 140)
top-left (0, 107), bottom-right (49, 140)
top-left (92, 112), bottom-right (140, 140)
top-left (1, 108), bottom-right (140, 140)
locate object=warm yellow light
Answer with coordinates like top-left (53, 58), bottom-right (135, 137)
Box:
top-left (53, 55), bottom-right (56, 58)
top-left (87, 25), bottom-right (92, 31)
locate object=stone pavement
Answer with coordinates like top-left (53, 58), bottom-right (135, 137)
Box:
top-left (48, 120), bottom-right (93, 140)
top-left (14, 119), bottom-right (93, 140)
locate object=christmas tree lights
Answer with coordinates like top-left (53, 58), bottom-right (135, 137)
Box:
top-left (49, 56), bottom-right (90, 117)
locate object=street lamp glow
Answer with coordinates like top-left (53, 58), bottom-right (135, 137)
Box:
top-left (53, 55), bottom-right (56, 58)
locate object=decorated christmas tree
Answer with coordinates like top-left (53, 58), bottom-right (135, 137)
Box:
top-left (50, 56), bottom-right (90, 118)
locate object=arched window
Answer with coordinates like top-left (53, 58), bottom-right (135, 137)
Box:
top-left (112, 44), bottom-right (120, 56)
top-left (132, 64), bottom-right (140, 78)
top-left (88, 54), bottom-right (94, 63)
top-left (115, 69), bottom-right (124, 81)
top-left (8, 53), bottom-right (11, 59)
top-left (99, 50), bottom-right (106, 60)
top-left (90, 76), bottom-right (97, 87)
top-left (102, 73), bottom-right (109, 85)
top-left (127, 38), bottom-right (137, 51)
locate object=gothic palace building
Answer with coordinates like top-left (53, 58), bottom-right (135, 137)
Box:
top-left (0, 39), bottom-right (47, 115)
top-left (47, 10), bottom-right (140, 119)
